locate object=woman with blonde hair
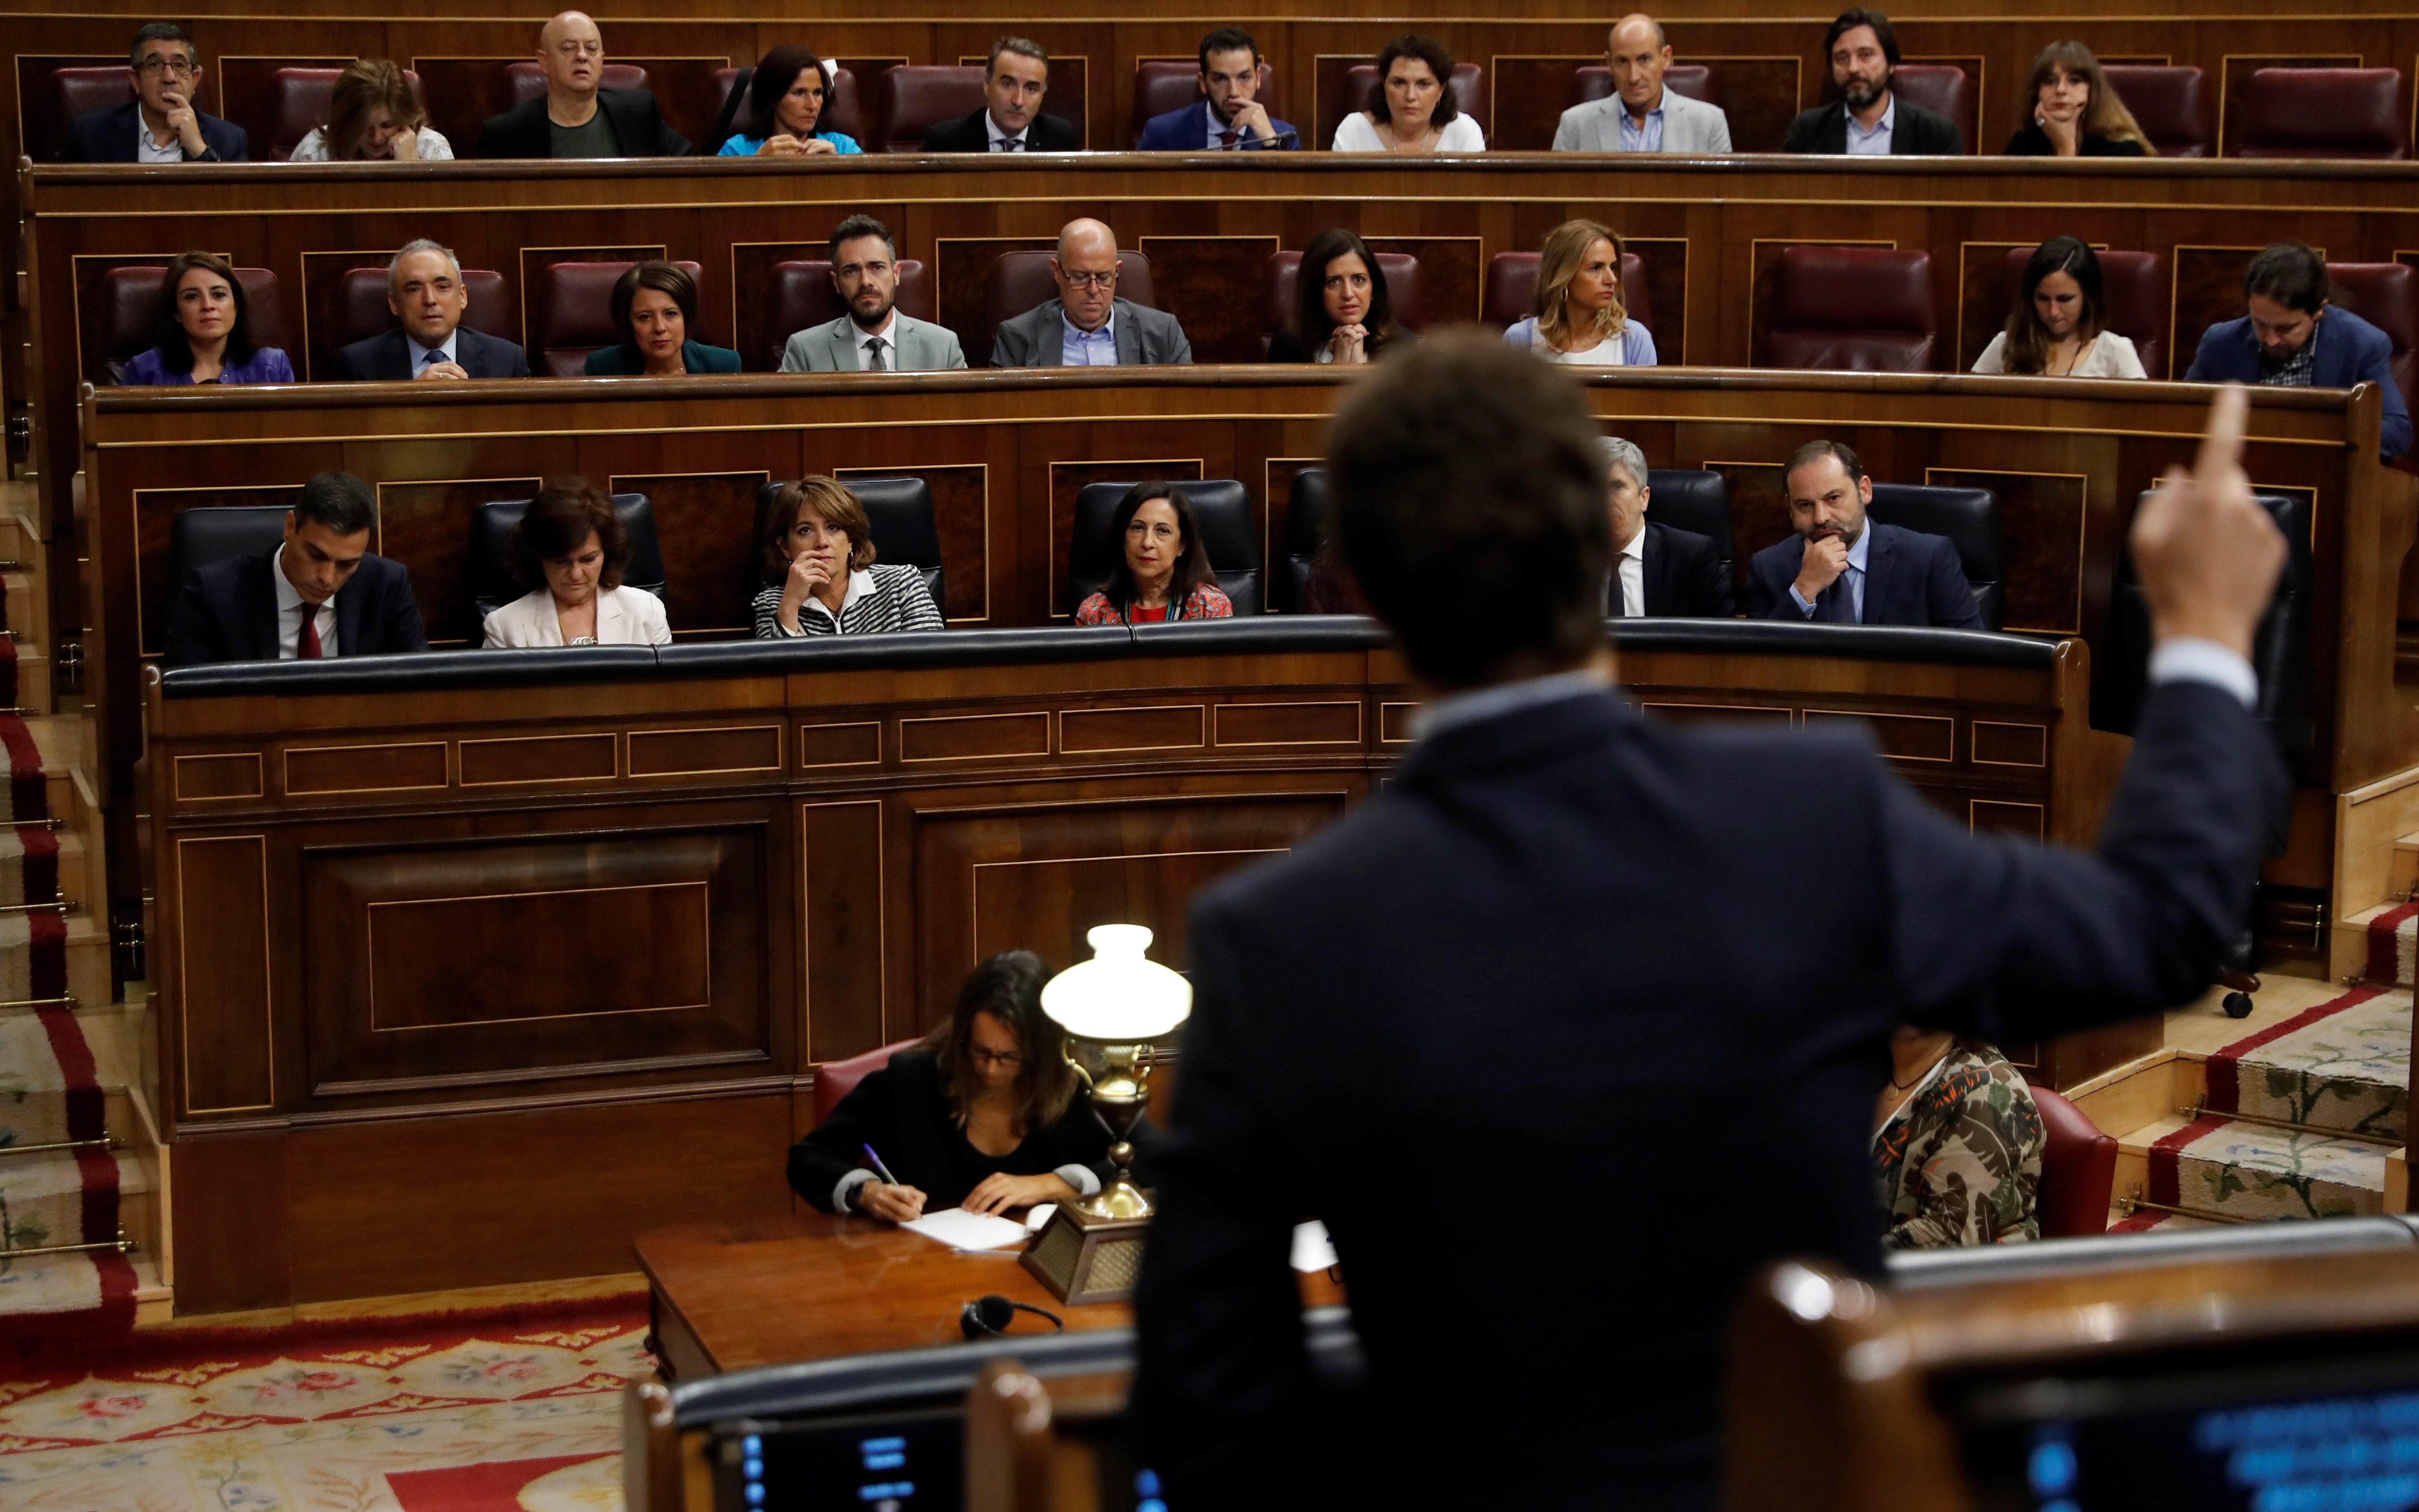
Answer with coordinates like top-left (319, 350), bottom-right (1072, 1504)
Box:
top-left (2003, 41), bottom-right (2152, 158)
top-left (1501, 219), bottom-right (1658, 367)
top-left (289, 58), bottom-right (452, 161)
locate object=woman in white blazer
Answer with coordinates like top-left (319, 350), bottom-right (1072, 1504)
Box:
top-left (482, 477), bottom-right (673, 648)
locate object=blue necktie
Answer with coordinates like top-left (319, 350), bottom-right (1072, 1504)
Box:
top-left (1820, 569), bottom-right (1858, 624)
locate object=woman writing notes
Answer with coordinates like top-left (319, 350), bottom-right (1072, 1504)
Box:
top-left (787, 952), bottom-right (1149, 1221)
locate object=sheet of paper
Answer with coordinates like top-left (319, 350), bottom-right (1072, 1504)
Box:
top-left (1291, 1220), bottom-right (1337, 1274)
top-left (901, 1207), bottom-right (1032, 1252)
top-left (1025, 1203), bottom-right (1058, 1234)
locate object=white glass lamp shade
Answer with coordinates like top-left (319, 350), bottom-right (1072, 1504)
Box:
top-left (1040, 925), bottom-right (1193, 1042)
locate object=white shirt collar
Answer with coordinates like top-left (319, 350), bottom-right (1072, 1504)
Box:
top-left (1618, 529), bottom-right (1647, 564)
top-left (984, 112), bottom-right (1029, 149)
top-left (269, 544), bottom-right (337, 653)
top-left (406, 327), bottom-right (458, 369)
top-left (1411, 666), bottom-right (1614, 742)
top-left (1847, 94), bottom-right (1896, 141)
top-left (271, 544), bottom-right (305, 615)
top-left (1844, 525), bottom-right (1873, 573)
top-left (853, 309), bottom-right (898, 354)
top-left (137, 112), bottom-right (185, 162)
top-left (801, 569), bottom-right (875, 624)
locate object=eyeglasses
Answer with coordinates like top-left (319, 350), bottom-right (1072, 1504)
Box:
top-left (136, 57), bottom-right (197, 77)
top-left (968, 1048), bottom-right (1025, 1069)
top-left (1059, 270), bottom-right (1119, 290)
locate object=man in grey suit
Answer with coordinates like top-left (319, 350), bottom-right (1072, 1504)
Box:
top-left (1554, 14), bottom-right (1732, 153)
top-left (780, 215), bottom-right (968, 373)
top-left (990, 219), bottom-right (1194, 369)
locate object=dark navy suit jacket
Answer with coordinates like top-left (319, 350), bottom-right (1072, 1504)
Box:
top-left (2184, 307), bottom-right (2412, 462)
top-left (1745, 520), bottom-right (1983, 628)
top-left (1635, 520), bottom-right (1734, 617)
top-left (163, 548), bottom-right (430, 666)
top-left (61, 100), bottom-right (247, 162)
top-left (1136, 99), bottom-right (1298, 150)
top-left (1135, 676), bottom-right (2283, 1508)
top-left (335, 326), bottom-right (531, 382)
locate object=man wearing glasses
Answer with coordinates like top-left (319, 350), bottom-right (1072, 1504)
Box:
top-left (62, 23), bottom-right (249, 163)
top-left (476, 10), bottom-right (689, 159)
top-left (990, 219), bottom-right (1194, 368)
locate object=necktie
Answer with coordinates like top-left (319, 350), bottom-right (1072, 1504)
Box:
top-left (1220, 129), bottom-right (1239, 149)
top-left (997, 137), bottom-right (1023, 151)
top-left (1607, 564), bottom-right (1626, 617)
top-left (298, 604), bottom-right (323, 658)
top-left (865, 336), bottom-right (888, 371)
top-left (1819, 572), bottom-right (1858, 624)
top-left (423, 347), bottom-right (443, 369)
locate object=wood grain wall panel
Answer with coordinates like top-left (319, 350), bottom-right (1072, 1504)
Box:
top-left (610, 471), bottom-right (770, 637)
top-left (1956, 242), bottom-right (2032, 370)
top-left (2171, 245), bottom-right (2267, 377)
top-left (629, 724), bottom-right (783, 777)
top-left (176, 834), bottom-right (275, 1114)
top-left (1700, 57), bottom-right (1806, 154)
top-left (1135, 236), bottom-right (1281, 363)
top-left (798, 720), bottom-right (882, 769)
top-left (835, 464), bottom-right (992, 622)
top-left (1490, 57), bottom-right (1590, 151)
top-left (900, 710), bottom-right (1052, 763)
top-left (284, 741), bottom-right (448, 795)
top-left (800, 799), bottom-right (886, 1061)
top-left (376, 476), bottom-right (544, 645)
top-left (1972, 798), bottom-right (2048, 837)
top-left (1930, 467), bottom-right (2088, 634)
top-left (1627, 238), bottom-right (1689, 364)
top-left (167, 1133), bottom-right (291, 1313)
top-left (459, 732), bottom-right (618, 786)
top-left (1974, 720), bottom-right (2049, 766)
top-left (175, 753), bottom-right (266, 802)
top-left (1046, 457), bottom-right (1207, 617)
top-left (1366, 237), bottom-right (1481, 326)
top-left (1060, 703), bottom-right (1207, 754)
top-left (1804, 709), bottom-right (1956, 761)
top-left (1214, 699), bottom-right (1362, 746)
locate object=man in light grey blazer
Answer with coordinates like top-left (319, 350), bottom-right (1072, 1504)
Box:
top-left (990, 218), bottom-right (1194, 368)
top-left (1553, 13), bottom-right (1733, 153)
top-left (780, 215), bottom-right (967, 373)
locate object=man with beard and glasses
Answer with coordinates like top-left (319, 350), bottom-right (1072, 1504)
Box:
top-left (779, 215), bottom-right (967, 372)
top-left (1782, 8), bottom-right (1964, 154)
top-left (1744, 440), bottom-right (1983, 627)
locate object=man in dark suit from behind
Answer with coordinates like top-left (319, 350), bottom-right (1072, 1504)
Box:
top-left (1133, 332), bottom-right (2285, 1508)
top-left (60, 22), bottom-right (249, 163)
top-left (1781, 9), bottom-right (1964, 154)
top-left (477, 11), bottom-right (689, 159)
top-left (335, 240), bottom-right (531, 382)
top-left (164, 472), bottom-right (431, 666)
top-left (1603, 435), bottom-right (1732, 617)
top-left (1744, 439), bottom-right (1983, 627)
top-left (921, 38), bottom-right (1080, 152)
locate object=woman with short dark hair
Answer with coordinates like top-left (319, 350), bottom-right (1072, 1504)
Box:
top-left (584, 261), bottom-right (742, 376)
top-left (753, 476), bottom-right (944, 636)
top-left (290, 58), bottom-right (452, 160)
top-left (1331, 35), bottom-right (1483, 151)
top-left (1074, 482), bottom-right (1234, 625)
top-left (481, 476), bottom-right (671, 646)
top-left (1268, 229), bottom-right (1409, 365)
top-left (786, 950), bottom-right (1150, 1221)
top-left (1973, 235), bottom-right (2146, 377)
top-left (717, 46), bottom-right (862, 156)
top-left (121, 252), bottom-right (295, 385)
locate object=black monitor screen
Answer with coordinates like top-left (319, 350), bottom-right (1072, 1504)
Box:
top-left (714, 1408), bottom-right (963, 1512)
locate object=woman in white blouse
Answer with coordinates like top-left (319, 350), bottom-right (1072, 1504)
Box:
top-left (1502, 219), bottom-right (1659, 368)
top-left (1330, 36), bottom-right (1485, 153)
top-left (287, 59), bottom-right (453, 162)
top-left (482, 478), bottom-right (672, 648)
top-left (1972, 235), bottom-right (2146, 379)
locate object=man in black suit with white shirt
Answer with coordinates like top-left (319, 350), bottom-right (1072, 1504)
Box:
top-left (920, 38), bottom-right (1079, 151)
top-left (1134, 333), bottom-right (2285, 1508)
top-left (1602, 435), bottom-right (1732, 617)
top-left (335, 241), bottom-right (530, 382)
top-left (164, 473), bottom-right (429, 666)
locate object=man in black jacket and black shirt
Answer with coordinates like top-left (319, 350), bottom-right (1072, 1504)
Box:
top-left (1782, 8), bottom-right (1965, 154)
top-left (478, 11), bottom-right (688, 159)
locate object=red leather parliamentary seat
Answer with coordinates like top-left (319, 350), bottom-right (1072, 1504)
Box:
top-left (96, 264), bottom-right (287, 381)
top-left (527, 258), bottom-right (701, 377)
top-left (2237, 68), bottom-right (2408, 159)
top-left (1884, 63), bottom-right (1972, 152)
top-left (1570, 62), bottom-right (1713, 110)
top-left (709, 64), bottom-right (865, 145)
top-left (1341, 61), bottom-right (1488, 140)
top-left (2103, 65), bottom-right (2211, 158)
top-left (812, 1038), bottom-right (922, 1125)
top-left (983, 248), bottom-right (1156, 361)
top-left (504, 59), bottom-right (649, 107)
top-left (754, 258), bottom-right (935, 370)
top-left (333, 265), bottom-right (512, 350)
top-left (1996, 246), bottom-right (2168, 378)
top-left (1764, 246), bottom-right (1938, 372)
top-left (1131, 60), bottom-right (1278, 145)
top-left (270, 65), bottom-right (425, 160)
top-left (2328, 262), bottom-right (2419, 474)
top-left (873, 64), bottom-right (983, 152)
top-left (1480, 251), bottom-right (1655, 335)
top-left (2030, 1084), bottom-right (2117, 1239)
top-left (1261, 251), bottom-right (1424, 350)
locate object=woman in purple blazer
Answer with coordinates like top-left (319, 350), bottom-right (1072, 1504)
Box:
top-left (120, 251), bottom-right (294, 386)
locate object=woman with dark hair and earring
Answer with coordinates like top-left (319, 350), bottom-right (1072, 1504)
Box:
top-left (1074, 482), bottom-right (1234, 625)
top-left (716, 45), bottom-right (862, 156)
top-left (752, 475), bottom-right (943, 637)
top-left (1331, 34), bottom-right (1484, 152)
top-left (1972, 235), bottom-right (2146, 377)
top-left (481, 476), bottom-right (671, 646)
top-left (1268, 228), bottom-right (1410, 365)
top-left (120, 251), bottom-right (294, 385)
top-left (2003, 41), bottom-right (2152, 158)
top-left (787, 950), bottom-right (1147, 1221)
top-left (583, 260), bottom-right (741, 376)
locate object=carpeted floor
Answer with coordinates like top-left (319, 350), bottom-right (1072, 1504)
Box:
top-left (0, 1290), bottom-right (652, 1510)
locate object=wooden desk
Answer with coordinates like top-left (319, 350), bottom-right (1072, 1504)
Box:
top-left (634, 1212), bottom-right (1344, 1379)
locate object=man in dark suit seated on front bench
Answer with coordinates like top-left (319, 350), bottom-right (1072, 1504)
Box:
top-left (336, 240), bottom-right (530, 381)
top-left (1745, 439), bottom-right (1983, 627)
top-left (164, 472), bottom-right (430, 666)
top-left (1602, 436), bottom-right (1732, 618)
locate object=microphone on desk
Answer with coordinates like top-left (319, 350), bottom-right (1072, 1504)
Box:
top-left (1222, 128), bottom-right (1300, 149)
top-left (959, 1294), bottom-right (1066, 1340)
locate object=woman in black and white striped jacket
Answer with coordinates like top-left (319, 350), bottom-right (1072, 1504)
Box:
top-left (753, 476), bottom-right (945, 638)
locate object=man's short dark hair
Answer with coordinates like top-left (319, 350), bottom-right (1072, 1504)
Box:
top-left (1784, 439), bottom-right (1867, 488)
top-left (2245, 242), bottom-right (2333, 315)
top-left (1823, 9), bottom-right (1900, 66)
top-left (828, 214), bottom-right (895, 263)
top-left (988, 37), bottom-right (1049, 75)
top-left (293, 472), bottom-right (376, 538)
top-left (130, 22), bottom-right (197, 67)
top-left (1327, 331), bottom-right (1608, 690)
top-left (1199, 28), bottom-right (1260, 74)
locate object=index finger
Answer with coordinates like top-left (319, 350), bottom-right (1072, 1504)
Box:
top-left (2194, 383), bottom-right (2249, 486)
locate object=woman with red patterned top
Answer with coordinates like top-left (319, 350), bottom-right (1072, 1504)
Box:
top-left (1074, 482), bottom-right (1234, 626)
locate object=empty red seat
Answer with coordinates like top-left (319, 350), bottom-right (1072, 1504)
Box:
top-left (333, 265), bottom-right (512, 350)
top-left (96, 265), bottom-right (287, 379)
top-left (2328, 262), bottom-right (2419, 473)
top-left (1480, 250), bottom-right (1654, 335)
top-left (2238, 68), bottom-right (2407, 159)
top-left (1886, 63), bottom-right (1971, 152)
top-left (1131, 59), bottom-right (1278, 145)
top-left (1765, 246), bottom-right (1937, 371)
top-left (2031, 1085), bottom-right (2118, 1239)
top-left (1342, 61), bottom-right (1488, 140)
top-left (526, 258), bottom-right (702, 377)
top-left (811, 1038), bottom-right (922, 1125)
top-left (503, 59), bottom-right (649, 107)
top-left (873, 64), bottom-right (984, 152)
top-left (709, 63), bottom-right (865, 147)
top-left (2102, 65), bottom-right (2211, 158)
top-left (1570, 62), bottom-right (1713, 109)
top-left (757, 259), bottom-right (936, 370)
top-left (1262, 250), bottom-right (1424, 351)
top-left (1996, 246), bottom-right (2168, 378)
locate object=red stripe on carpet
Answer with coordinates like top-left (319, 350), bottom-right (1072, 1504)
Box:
top-left (0, 714), bottom-right (44, 823)
top-left (2147, 1113), bottom-right (2234, 1209)
top-left (73, 1144), bottom-right (119, 1248)
top-left (16, 823), bottom-right (57, 904)
top-left (34, 1008), bottom-right (104, 1142)
top-left (388, 1451), bottom-right (615, 1512)
top-left (2205, 985), bottom-right (2387, 1115)
top-left (27, 908), bottom-right (67, 1001)
top-left (0, 1252), bottom-right (138, 1342)
top-left (2370, 901), bottom-right (2419, 984)
top-left (2108, 1210), bottom-right (2168, 1234)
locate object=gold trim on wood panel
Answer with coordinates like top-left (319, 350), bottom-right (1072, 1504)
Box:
top-left (1802, 708), bottom-right (1954, 762)
top-left (969, 846), bottom-right (1287, 972)
top-left (1971, 798), bottom-right (2047, 837)
top-left (1639, 700), bottom-right (1794, 722)
top-left (457, 730), bottom-right (620, 785)
top-left (1972, 719), bottom-right (2049, 767)
top-left (2216, 54), bottom-right (2361, 158)
top-left (371, 474), bottom-right (543, 563)
top-left (296, 245), bottom-right (428, 382)
top-left (799, 797), bottom-right (886, 1058)
top-left (176, 833), bottom-right (274, 1115)
top-left (609, 467), bottom-right (773, 636)
top-left (1045, 457), bottom-right (1207, 619)
top-left (1379, 700), bottom-right (1419, 744)
top-left (516, 242), bottom-right (669, 351)
top-left (797, 719), bottom-right (883, 768)
top-left (1212, 700), bottom-right (1364, 746)
top-left (836, 463), bottom-right (993, 624)
top-left (627, 723), bottom-right (784, 778)
top-left (1922, 464), bottom-right (2090, 635)
top-left (173, 751), bottom-right (264, 802)
top-left (1260, 456), bottom-right (1323, 584)
top-left (1056, 703), bottom-right (1207, 754)
top-left (280, 741), bottom-right (449, 796)
top-left (365, 880), bottom-right (711, 1032)
top-left (898, 709), bottom-right (1052, 762)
